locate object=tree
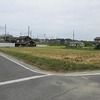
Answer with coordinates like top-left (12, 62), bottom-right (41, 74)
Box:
top-left (0, 34), bottom-right (13, 39)
top-left (83, 41), bottom-right (92, 47)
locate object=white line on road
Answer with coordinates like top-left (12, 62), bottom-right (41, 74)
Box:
top-left (0, 75), bottom-right (51, 86)
top-left (0, 53), bottom-right (52, 75)
top-left (64, 72), bottom-right (100, 76)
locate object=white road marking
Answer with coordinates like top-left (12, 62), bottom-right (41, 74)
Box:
top-left (0, 53), bottom-right (52, 75)
top-left (0, 75), bottom-right (51, 86)
top-left (64, 72), bottom-right (100, 77)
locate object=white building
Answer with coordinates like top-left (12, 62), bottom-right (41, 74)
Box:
top-left (69, 41), bottom-right (85, 47)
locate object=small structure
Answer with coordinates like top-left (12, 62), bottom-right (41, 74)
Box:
top-left (65, 39), bottom-right (72, 44)
top-left (92, 37), bottom-right (100, 46)
top-left (8, 37), bottom-right (18, 43)
top-left (94, 37), bottom-right (100, 43)
top-left (69, 41), bottom-right (85, 47)
top-left (15, 36), bottom-right (36, 47)
top-left (0, 37), bottom-right (5, 42)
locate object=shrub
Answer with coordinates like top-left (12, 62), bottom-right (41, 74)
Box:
top-left (95, 44), bottom-right (100, 50)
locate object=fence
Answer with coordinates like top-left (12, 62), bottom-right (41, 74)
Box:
top-left (0, 43), bottom-right (15, 47)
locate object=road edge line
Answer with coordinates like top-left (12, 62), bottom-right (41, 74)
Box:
top-left (0, 75), bottom-right (52, 86)
top-left (0, 53), bottom-right (52, 75)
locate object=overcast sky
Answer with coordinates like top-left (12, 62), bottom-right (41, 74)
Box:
top-left (0, 0), bottom-right (100, 40)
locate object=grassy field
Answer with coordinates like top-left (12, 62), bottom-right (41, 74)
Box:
top-left (0, 46), bottom-right (100, 72)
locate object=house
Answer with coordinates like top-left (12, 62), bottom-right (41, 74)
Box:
top-left (15, 36), bottom-right (36, 47)
top-left (69, 41), bottom-right (85, 47)
top-left (0, 37), bottom-right (5, 42)
top-left (94, 37), bottom-right (100, 43)
top-left (0, 37), bottom-right (15, 47)
top-left (92, 37), bottom-right (100, 46)
top-left (65, 39), bottom-right (72, 44)
top-left (8, 37), bottom-right (18, 43)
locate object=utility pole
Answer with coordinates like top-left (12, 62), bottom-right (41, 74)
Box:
top-left (20, 32), bottom-right (22, 36)
top-left (5, 24), bottom-right (7, 40)
top-left (44, 33), bottom-right (46, 39)
top-left (73, 30), bottom-right (75, 41)
top-left (30, 30), bottom-right (32, 38)
top-left (44, 33), bottom-right (46, 43)
top-left (28, 26), bottom-right (30, 37)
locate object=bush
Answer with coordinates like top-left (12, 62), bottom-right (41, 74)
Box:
top-left (95, 44), bottom-right (100, 50)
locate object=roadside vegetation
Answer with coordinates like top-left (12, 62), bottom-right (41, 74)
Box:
top-left (95, 44), bottom-right (100, 50)
top-left (0, 46), bottom-right (100, 72)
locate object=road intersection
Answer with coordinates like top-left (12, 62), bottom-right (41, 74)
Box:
top-left (0, 53), bottom-right (100, 100)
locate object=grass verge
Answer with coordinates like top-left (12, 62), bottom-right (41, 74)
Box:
top-left (0, 49), bottom-right (100, 72)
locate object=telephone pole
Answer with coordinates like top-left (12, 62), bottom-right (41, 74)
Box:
top-left (73, 30), bottom-right (75, 41)
top-left (20, 32), bottom-right (22, 36)
top-left (28, 26), bottom-right (30, 37)
top-left (30, 30), bottom-right (32, 38)
top-left (5, 24), bottom-right (7, 40)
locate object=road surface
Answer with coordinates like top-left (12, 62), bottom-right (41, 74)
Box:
top-left (0, 53), bottom-right (100, 100)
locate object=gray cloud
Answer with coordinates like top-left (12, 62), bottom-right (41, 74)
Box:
top-left (0, 0), bottom-right (100, 40)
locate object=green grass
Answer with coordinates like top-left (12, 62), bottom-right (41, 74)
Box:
top-left (0, 48), bottom-right (100, 72)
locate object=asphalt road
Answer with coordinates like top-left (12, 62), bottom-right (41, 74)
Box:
top-left (0, 53), bottom-right (100, 100)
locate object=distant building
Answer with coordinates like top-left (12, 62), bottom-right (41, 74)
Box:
top-left (9, 36), bottom-right (36, 47)
top-left (69, 41), bottom-right (85, 47)
top-left (65, 39), bottom-right (72, 44)
top-left (92, 37), bottom-right (100, 46)
top-left (8, 37), bottom-right (18, 43)
top-left (94, 37), bottom-right (100, 43)
top-left (16, 36), bottom-right (36, 47)
top-left (0, 37), bottom-right (5, 42)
